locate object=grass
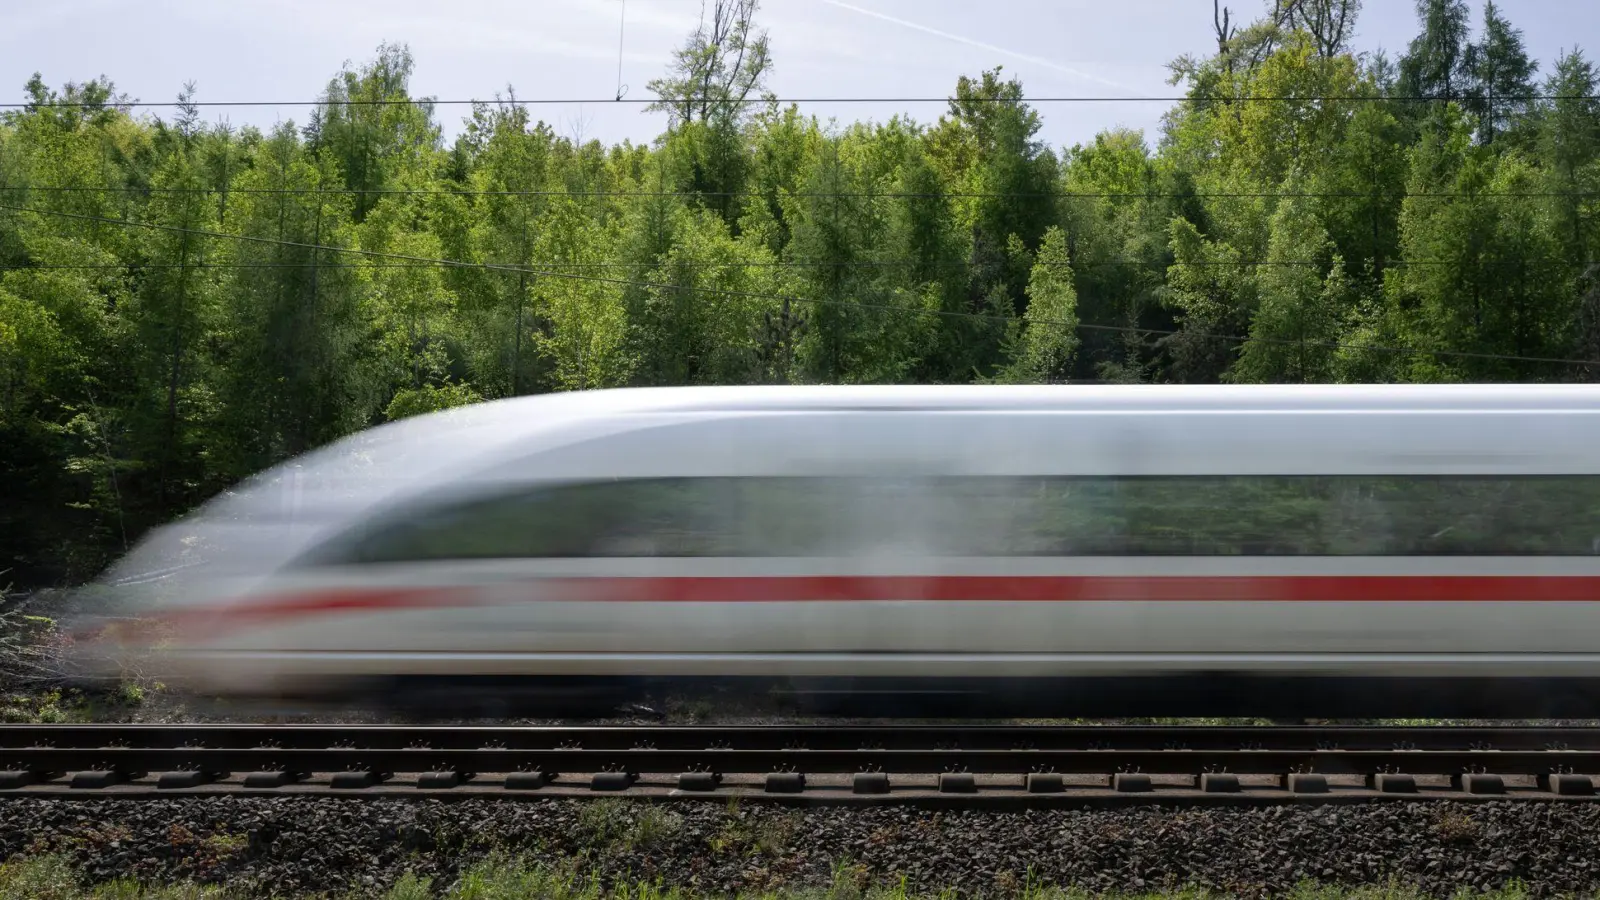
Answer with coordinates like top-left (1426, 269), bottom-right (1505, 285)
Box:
top-left (0, 855), bottom-right (230, 900)
top-left (708, 801), bottom-right (800, 858)
top-left (0, 852), bottom-right (1555, 900)
top-left (575, 799), bottom-right (684, 852)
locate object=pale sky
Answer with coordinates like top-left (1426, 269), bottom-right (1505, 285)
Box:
top-left (4, 0), bottom-right (1598, 153)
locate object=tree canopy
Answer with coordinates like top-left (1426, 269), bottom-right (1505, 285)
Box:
top-left (3, 0), bottom-right (1598, 586)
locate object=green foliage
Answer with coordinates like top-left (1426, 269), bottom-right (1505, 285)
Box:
top-left (709, 808), bottom-right (801, 858)
top-left (575, 799), bottom-right (683, 853)
top-left (1386, 109), bottom-right (1571, 380)
top-left (1230, 172), bottom-right (1350, 384)
top-left (998, 226), bottom-right (1079, 383)
top-left (0, 855), bottom-right (81, 900)
top-left (3, 0), bottom-right (1599, 585)
top-left (384, 381), bottom-right (483, 422)
top-left (0, 855), bottom-right (230, 899)
top-left (383, 873), bottom-right (434, 900)
top-left (0, 850), bottom-right (1549, 900)
top-left (1399, 0), bottom-right (1473, 103)
top-left (1461, 1), bottom-right (1539, 147)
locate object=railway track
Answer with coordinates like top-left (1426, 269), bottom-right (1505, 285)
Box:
top-left (3, 724), bottom-right (1600, 805)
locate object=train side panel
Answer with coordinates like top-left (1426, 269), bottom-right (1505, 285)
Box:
top-left (81, 385), bottom-right (1600, 717)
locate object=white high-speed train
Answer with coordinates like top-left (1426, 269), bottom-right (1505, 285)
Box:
top-left (72, 384), bottom-right (1600, 718)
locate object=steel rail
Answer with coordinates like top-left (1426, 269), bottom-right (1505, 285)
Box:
top-left (3, 725), bottom-right (1599, 803)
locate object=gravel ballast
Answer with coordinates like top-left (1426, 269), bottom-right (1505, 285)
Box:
top-left (0, 797), bottom-right (1596, 899)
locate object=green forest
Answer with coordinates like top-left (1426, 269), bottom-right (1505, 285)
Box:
top-left (2, 0), bottom-right (1598, 588)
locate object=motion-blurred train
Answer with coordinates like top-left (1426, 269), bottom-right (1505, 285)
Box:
top-left (67, 384), bottom-right (1600, 719)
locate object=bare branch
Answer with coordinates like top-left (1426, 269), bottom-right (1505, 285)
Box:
top-left (646, 0), bottom-right (771, 127)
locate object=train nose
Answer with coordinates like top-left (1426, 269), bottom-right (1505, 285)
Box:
top-left (50, 581), bottom-right (154, 682)
top-left (55, 569), bottom-right (252, 690)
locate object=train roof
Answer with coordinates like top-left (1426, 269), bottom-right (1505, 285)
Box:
top-left (223, 383), bottom-right (1600, 500)
top-left (510, 383), bottom-right (1600, 414)
top-left (177, 383), bottom-right (1600, 519)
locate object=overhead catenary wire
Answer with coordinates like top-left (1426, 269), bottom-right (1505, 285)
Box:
top-left (4, 93), bottom-right (1597, 109)
top-left (2, 199), bottom-right (1592, 370)
top-left (8, 185), bottom-right (1598, 201)
top-left (8, 258), bottom-right (1598, 271)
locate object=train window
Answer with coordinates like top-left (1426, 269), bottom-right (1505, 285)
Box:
top-left (719, 475), bottom-right (1600, 557)
top-left (300, 479), bottom-right (740, 564)
top-left (1012, 476), bottom-right (1600, 556)
top-left (296, 474), bottom-right (1600, 564)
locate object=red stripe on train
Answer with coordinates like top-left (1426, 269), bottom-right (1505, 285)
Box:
top-left (546, 575), bottom-right (1600, 604)
top-left (146, 575), bottom-right (1600, 640)
top-left (153, 586), bottom-right (470, 638)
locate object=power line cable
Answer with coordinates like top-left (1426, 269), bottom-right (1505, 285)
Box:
top-left (1, 199), bottom-right (1592, 369)
top-left (7, 258), bottom-right (1597, 271)
top-left (9, 185), bottom-right (1598, 200)
top-left (5, 93), bottom-right (1597, 109)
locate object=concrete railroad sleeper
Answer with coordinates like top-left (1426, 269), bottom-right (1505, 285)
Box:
top-left (3, 725), bottom-right (1600, 804)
